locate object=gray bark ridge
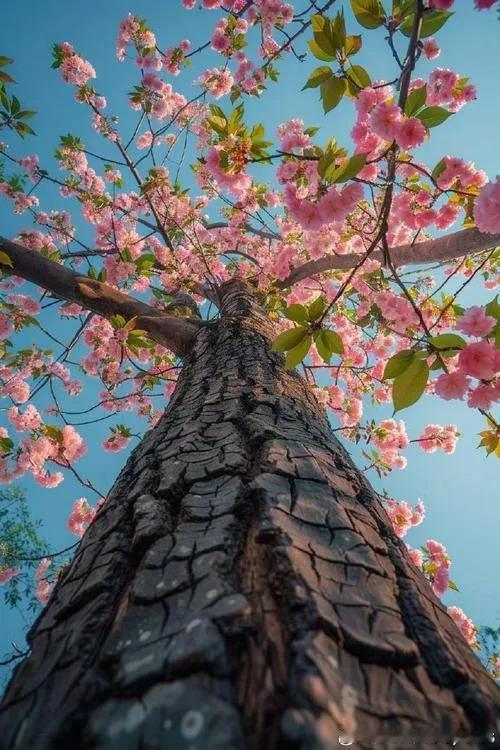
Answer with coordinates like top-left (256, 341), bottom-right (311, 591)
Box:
top-left (0, 279), bottom-right (498, 750)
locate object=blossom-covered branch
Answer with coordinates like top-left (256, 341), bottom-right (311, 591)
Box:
top-left (0, 236), bottom-right (203, 355)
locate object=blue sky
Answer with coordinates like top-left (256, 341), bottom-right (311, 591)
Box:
top-left (0, 0), bottom-right (499, 678)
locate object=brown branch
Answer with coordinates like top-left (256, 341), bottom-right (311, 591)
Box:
top-left (278, 227), bottom-right (500, 288)
top-left (0, 236), bottom-right (204, 355)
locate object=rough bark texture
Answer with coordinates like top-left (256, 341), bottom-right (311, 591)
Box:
top-left (0, 280), bottom-right (498, 750)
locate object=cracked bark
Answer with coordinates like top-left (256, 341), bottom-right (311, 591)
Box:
top-left (0, 279), bottom-right (498, 750)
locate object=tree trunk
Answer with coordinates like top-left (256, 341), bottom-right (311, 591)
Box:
top-left (0, 280), bottom-right (498, 750)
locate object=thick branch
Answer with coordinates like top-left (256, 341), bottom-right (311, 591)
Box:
top-left (278, 227), bottom-right (500, 288)
top-left (0, 236), bottom-right (203, 355)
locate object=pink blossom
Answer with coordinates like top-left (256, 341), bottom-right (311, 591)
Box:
top-left (435, 202), bottom-right (459, 229)
top-left (368, 103), bottom-right (402, 142)
top-left (197, 67), bottom-right (234, 99)
top-left (58, 45), bottom-right (96, 87)
top-left (474, 177), bottom-right (500, 233)
top-left (18, 155), bottom-right (39, 182)
top-left (211, 30), bottom-right (230, 53)
top-left (422, 38), bottom-right (441, 60)
top-left (36, 579), bottom-right (52, 605)
top-left (458, 341), bottom-right (498, 380)
top-left (0, 566), bottom-right (21, 586)
top-left (419, 424), bottom-right (459, 454)
top-left (68, 498), bottom-right (97, 537)
top-left (467, 383), bottom-right (498, 410)
top-left (394, 117), bottom-right (427, 150)
top-left (447, 606), bottom-right (478, 648)
top-left (8, 405), bottom-right (42, 431)
top-left (385, 498), bottom-right (425, 538)
top-left (434, 371), bottom-right (470, 401)
top-left (103, 428), bottom-right (131, 452)
top-left (457, 306), bottom-right (496, 337)
top-left (36, 558), bottom-right (51, 581)
top-left (406, 546), bottom-right (423, 569)
top-left (432, 564), bottom-right (450, 597)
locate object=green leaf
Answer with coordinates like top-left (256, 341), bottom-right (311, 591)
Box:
top-left (285, 334), bottom-right (312, 369)
top-left (302, 66), bottom-right (332, 90)
top-left (431, 157), bottom-right (446, 182)
top-left (383, 350), bottom-right (415, 380)
top-left (328, 153), bottom-right (366, 183)
top-left (308, 296), bottom-right (326, 321)
top-left (0, 436), bottom-right (14, 454)
top-left (392, 358), bottom-right (429, 412)
top-left (331, 11), bottom-right (347, 49)
top-left (311, 13), bottom-right (327, 32)
top-left (283, 304), bottom-right (308, 323)
top-left (110, 314), bottom-right (127, 329)
top-left (485, 295), bottom-right (500, 321)
top-left (417, 106), bottom-right (452, 129)
top-left (317, 140), bottom-right (341, 178)
top-left (44, 424), bottom-right (63, 443)
top-left (427, 333), bottom-right (466, 350)
top-left (345, 64), bottom-right (372, 96)
top-left (316, 330), bottom-right (333, 364)
top-left (308, 39), bottom-right (336, 62)
top-left (350, 0), bottom-right (385, 29)
top-left (15, 110), bottom-right (36, 120)
top-left (310, 14), bottom-right (340, 57)
top-left (207, 115), bottom-right (228, 136)
top-left (320, 76), bottom-right (346, 113)
top-left (0, 57), bottom-right (14, 68)
top-left (448, 579), bottom-right (460, 592)
top-left (15, 122), bottom-right (35, 137)
top-left (404, 85), bottom-right (427, 117)
top-left (400, 10), bottom-right (453, 38)
top-left (0, 250), bottom-right (13, 267)
top-left (322, 329), bottom-right (344, 354)
top-left (272, 326), bottom-right (308, 352)
top-left (393, 0), bottom-right (415, 19)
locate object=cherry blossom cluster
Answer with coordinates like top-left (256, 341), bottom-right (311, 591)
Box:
top-left (54, 43), bottom-right (96, 87)
top-left (0, 417), bottom-right (86, 488)
top-left (0, 564), bottom-right (21, 585)
top-left (67, 498), bottom-right (98, 538)
top-left (102, 425), bottom-right (132, 452)
top-left (447, 605), bottom-right (479, 648)
top-left (421, 539), bottom-right (453, 597)
top-left (434, 306), bottom-right (500, 410)
top-left (384, 497), bottom-right (425, 538)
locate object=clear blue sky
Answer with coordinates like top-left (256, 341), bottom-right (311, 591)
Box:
top-left (0, 0), bottom-right (499, 678)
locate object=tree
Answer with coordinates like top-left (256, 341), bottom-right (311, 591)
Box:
top-left (0, 0), bottom-right (499, 746)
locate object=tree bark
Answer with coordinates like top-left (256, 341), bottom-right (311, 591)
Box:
top-left (0, 280), bottom-right (498, 750)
